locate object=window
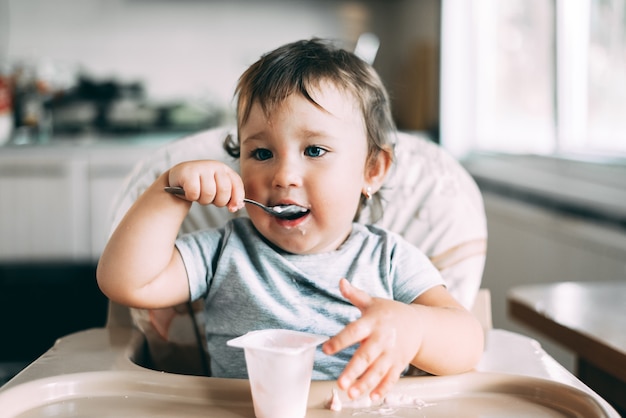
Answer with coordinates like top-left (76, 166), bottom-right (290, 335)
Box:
top-left (441, 0), bottom-right (626, 159)
top-left (586, 0), bottom-right (626, 154)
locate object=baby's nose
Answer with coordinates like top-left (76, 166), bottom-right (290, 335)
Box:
top-left (272, 159), bottom-right (303, 188)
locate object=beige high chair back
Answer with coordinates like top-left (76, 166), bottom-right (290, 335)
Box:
top-left (105, 126), bottom-right (488, 375)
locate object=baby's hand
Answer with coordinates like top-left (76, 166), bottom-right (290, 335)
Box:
top-left (322, 278), bottom-right (423, 401)
top-left (167, 160), bottom-right (245, 212)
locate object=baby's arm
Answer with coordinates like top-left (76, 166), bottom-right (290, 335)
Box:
top-left (322, 279), bottom-right (484, 401)
top-left (96, 160), bottom-right (244, 309)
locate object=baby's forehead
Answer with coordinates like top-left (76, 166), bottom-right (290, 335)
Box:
top-left (307, 83), bottom-right (362, 116)
top-left (238, 87), bottom-right (367, 145)
top-left (307, 79), bottom-right (359, 103)
top-left (250, 82), bottom-right (361, 119)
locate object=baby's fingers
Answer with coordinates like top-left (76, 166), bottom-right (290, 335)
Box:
top-left (323, 279), bottom-right (375, 356)
top-left (335, 336), bottom-right (384, 396)
top-left (362, 362), bottom-right (406, 402)
top-left (338, 346), bottom-right (405, 401)
top-left (227, 170), bottom-right (245, 211)
top-left (168, 161), bottom-right (244, 210)
top-left (339, 278), bottom-right (372, 311)
top-left (209, 168), bottom-right (244, 211)
top-left (323, 316), bottom-right (372, 356)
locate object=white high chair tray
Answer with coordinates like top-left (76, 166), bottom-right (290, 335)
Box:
top-left (0, 370), bottom-right (610, 417)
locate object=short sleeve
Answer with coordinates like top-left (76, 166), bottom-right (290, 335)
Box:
top-left (387, 229), bottom-right (446, 304)
top-left (175, 227), bottom-right (225, 301)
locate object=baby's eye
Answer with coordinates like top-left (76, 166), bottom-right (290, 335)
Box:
top-left (252, 148), bottom-right (273, 161)
top-left (304, 146), bottom-right (327, 158)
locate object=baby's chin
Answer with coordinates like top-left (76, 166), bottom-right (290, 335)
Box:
top-left (265, 233), bottom-right (318, 256)
top-left (276, 231), bottom-right (352, 256)
top-left (250, 215), bottom-right (351, 255)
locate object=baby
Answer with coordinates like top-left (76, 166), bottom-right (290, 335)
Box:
top-left (97, 38), bottom-right (484, 401)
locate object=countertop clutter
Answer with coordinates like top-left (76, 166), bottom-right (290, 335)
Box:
top-left (1, 60), bottom-right (227, 147)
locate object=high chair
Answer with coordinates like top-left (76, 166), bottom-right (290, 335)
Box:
top-left (104, 126), bottom-right (489, 375)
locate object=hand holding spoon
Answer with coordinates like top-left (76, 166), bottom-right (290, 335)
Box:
top-left (164, 186), bottom-right (309, 219)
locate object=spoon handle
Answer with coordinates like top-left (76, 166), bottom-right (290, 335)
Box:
top-left (164, 186), bottom-right (185, 195)
top-left (165, 187), bottom-right (262, 210)
top-left (242, 198), bottom-right (270, 211)
top-left (164, 186), bottom-right (268, 212)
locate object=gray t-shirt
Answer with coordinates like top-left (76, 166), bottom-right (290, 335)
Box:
top-left (176, 217), bottom-right (444, 380)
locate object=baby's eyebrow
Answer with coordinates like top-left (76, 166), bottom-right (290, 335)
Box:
top-left (240, 132), bottom-right (267, 145)
top-left (299, 128), bottom-right (335, 141)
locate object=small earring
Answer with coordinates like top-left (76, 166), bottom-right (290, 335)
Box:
top-left (363, 186), bottom-right (372, 200)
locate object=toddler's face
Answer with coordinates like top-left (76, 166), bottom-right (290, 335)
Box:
top-left (239, 84), bottom-right (370, 254)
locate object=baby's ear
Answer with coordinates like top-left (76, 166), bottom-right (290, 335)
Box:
top-left (365, 147), bottom-right (392, 193)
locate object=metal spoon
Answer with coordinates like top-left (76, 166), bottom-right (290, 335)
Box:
top-left (164, 186), bottom-right (309, 218)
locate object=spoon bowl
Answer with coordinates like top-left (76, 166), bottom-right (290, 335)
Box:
top-left (164, 186), bottom-right (309, 219)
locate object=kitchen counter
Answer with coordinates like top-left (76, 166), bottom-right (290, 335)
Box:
top-left (1, 131), bottom-right (189, 152)
top-left (462, 152), bottom-right (626, 229)
top-left (0, 131), bottom-right (191, 261)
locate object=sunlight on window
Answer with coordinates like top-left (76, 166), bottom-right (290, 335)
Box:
top-left (476, 0), bottom-right (555, 153)
top-left (587, 0), bottom-right (626, 153)
top-left (441, 0), bottom-right (626, 159)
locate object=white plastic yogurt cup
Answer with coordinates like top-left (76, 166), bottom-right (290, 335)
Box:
top-left (227, 329), bottom-right (329, 418)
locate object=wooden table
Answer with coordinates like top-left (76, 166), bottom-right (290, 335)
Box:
top-left (508, 281), bottom-right (626, 415)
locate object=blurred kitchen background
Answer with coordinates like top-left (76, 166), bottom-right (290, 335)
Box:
top-left (1, 0), bottom-right (625, 396)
